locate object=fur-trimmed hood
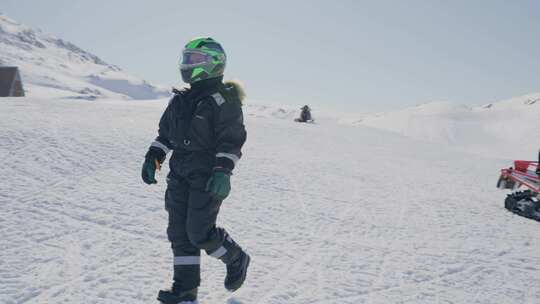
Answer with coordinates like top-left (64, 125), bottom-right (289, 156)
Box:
top-left (223, 80), bottom-right (246, 104)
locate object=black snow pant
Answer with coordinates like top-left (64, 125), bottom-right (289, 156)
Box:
top-left (165, 173), bottom-right (242, 291)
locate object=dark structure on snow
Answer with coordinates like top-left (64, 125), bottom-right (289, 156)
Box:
top-left (0, 66), bottom-right (25, 97)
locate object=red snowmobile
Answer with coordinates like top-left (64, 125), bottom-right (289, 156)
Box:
top-left (497, 159), bottom-right (540, 221)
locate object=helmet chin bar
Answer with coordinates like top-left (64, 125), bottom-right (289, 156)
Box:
top-left (181, 67), bottom-right (210, 84)
top-left (180, 62), bottom-right (225, 84)
top-left (180, 68), bottom-right (196, 84)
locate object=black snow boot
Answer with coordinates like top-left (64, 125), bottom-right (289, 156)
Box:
top-left (157, 287), bottom-right (197, 304)
top-left (225, 250), bottom-right (251, 292)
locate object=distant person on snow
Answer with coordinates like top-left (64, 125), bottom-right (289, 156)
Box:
top-left (295, 105), bottom-right (313, 122)
top-left (141, 37), bottom-right (249, 304)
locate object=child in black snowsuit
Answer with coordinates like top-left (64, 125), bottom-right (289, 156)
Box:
top-left (141, 37), bottom-right (250, 304)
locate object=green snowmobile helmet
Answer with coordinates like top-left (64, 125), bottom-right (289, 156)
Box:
top-left (179, 37), bottom-right (226, 84)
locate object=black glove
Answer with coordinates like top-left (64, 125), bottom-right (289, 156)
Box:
top-left (141, 146), bottom-right (166, 185)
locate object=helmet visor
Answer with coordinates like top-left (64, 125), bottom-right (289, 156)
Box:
top-left (181, 50), bottom-right (211, 65)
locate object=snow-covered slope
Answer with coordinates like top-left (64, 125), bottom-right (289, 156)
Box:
top-left (341, 94), bottom-right (540, 159)
top-left (0, 14), bottom-right (168, 100)
top-left (2, 97), bottom-right (540, 304)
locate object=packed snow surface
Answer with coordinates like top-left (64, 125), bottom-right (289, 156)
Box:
top-left (2, 96), bottom-right (540, 304)
top-left (0, 14), bottom-right (168, 100)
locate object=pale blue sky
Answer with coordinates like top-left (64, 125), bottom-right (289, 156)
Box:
top-left (2, 0), bottom-right (539, 111)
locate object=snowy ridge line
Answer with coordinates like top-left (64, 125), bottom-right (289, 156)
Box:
top-left (337, 97), bottom-right (540, 159)
top-left (0, 13), bottom-right (169, 100)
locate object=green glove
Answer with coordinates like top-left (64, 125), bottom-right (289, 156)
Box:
top-left (206, 170), bottom-right (231, 200)
top-left (141, 159), bottom-right (159, 184)
top-left (142, 146), bottom-right (165, 185)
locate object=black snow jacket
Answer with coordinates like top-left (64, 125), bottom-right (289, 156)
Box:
top-left (149, 77), bottom-right (247, 178)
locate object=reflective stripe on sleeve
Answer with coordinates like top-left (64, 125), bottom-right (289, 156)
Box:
top-left (174, 256), bottom-right (201, 265)
top-left (151, 141), bottom-right (171, 154)
top-left (216, 152), bottom-right (239, 165)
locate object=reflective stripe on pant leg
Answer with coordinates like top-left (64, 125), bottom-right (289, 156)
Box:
top-left (174, 256), bottom-right (201, 265)
top-left (206, 229), bottom-right (243, 264)
top-left (208, 246), bottom-right (227, 258)
top-left (172, 244), bottom-right (201, 289)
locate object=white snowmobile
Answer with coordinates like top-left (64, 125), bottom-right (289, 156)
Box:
top-left (497, 159), bottom-right (540, 221)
